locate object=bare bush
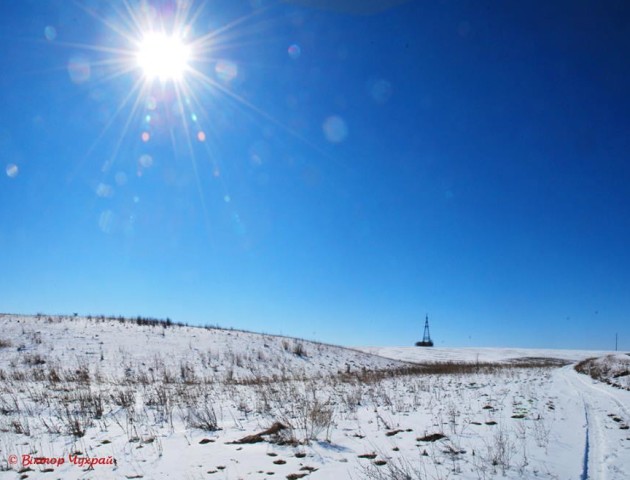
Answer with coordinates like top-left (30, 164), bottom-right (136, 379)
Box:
top-left (111, 388), bottom-right (135, 408)
top-left (185, 403), bottom-right (219, 431)
top-left (274, 382), bottom-right (336, 442)
top-left (147, 385), bottom-right (174, 427)
top-left (67, 363), bottom-right (91, 384)
top-left (22, 353), bottom-right (46, 366)
top-left (360, 454), bottom-right (425, 480)
top-left (180, 361), bottom-right (197, 384)
top-left (84, 390), bottom-right (105, 419)
top-left (532, 414), bottom-right (551, 449)
top-left (482, 425), bottom-right (515, 475)
top-left (62, 407), bottom-right (90, 437)
top-left (47, 366), bottom-right (62, 383)
top-left (11, 418), bottom-right (31, 436)
top-left (293, 342), bottom-right (307, 357)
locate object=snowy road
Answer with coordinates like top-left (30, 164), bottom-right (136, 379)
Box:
top-left (557, 366), bottom-right (630, 480)
top-left (358, 345), bottom-right (629, 479)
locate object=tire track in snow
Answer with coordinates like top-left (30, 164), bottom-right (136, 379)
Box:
top-left (572, 371), bottom-right (630, 421)
top-left (574, 384), bottom-right (607, 480)
top-left (561, 365), bottom-right (630, 480)
top-left (581, 406), bottom-right (590, 480)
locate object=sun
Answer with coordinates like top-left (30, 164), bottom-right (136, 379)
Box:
top-left (67, 1), bottom-right (320, 240)
top-left (136, 32), bottom-right (191, 82)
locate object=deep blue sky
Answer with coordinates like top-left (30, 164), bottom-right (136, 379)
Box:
top-left (1, 0), bottom-right (628, 349)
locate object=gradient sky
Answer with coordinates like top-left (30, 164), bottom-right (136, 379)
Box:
top-left (1, 0), bottom-right (629, 349)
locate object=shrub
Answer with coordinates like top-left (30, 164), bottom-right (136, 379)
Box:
top-left (293, 342), bottom-right (307, 357)
top-left (186, 403), bottom-right (219, 431)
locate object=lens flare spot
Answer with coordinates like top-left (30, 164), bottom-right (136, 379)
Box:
top-left (68, 56), bottom-right (91, 84)
top-left (323, 115), bottom-right (348, 143)
top-left (197, 131), bottom-right (206, 142)
top-left (232, 213), bottom-right (246, 236)
top-left (96, 183), bottom-right (113, 197)
top-left (172, 101), bottom-right (185, 117)
top-left (139, 154), bottom-right (153, 168)
top-left (288, 44), bottom-right (301, 59)
top-left (224, 195), bottom-right (231, 203)
top-left (98, 210), bottom-right (115, 234)
top-left (6, 163), bottom-right (18, 178)
top-left (141, 131), bottom-right (150, 142)
top-left (369, 79), bottom-right (393, 104)
top-left (115, 172), bottom-right (128, 186)
top-left (215, 60), bottom-right (238, 83)
top-left (44, 26), bottom-right (57, 42)
top-left (146, 97), bottom-right (157, 110)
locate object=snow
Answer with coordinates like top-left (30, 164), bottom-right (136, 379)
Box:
top-left (357, 346), bottom-right (618, 363)
top-left (575, 354), bottom-right (630, 390)
top-left (0, 314), bottom-right (628, 479)
top-left (557, 365), bottom-right (630, 479)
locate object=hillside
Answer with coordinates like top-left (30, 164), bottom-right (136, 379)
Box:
top-left (0, 314), bottom-right (628, 479)
top-left (0, 314), bottom-right (404, 384)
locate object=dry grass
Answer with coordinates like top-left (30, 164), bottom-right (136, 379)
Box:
top-left (0, 313), bottom-right (576, 478)
top-left (575, 355), bottom-right (630, 390)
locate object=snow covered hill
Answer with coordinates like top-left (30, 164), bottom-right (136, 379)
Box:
top-left (575, 353), bottom-right (630, 390)
top-left (0, 314), bottom-right (628, 479)
top-left (0, 314), bottom-right (404, 384)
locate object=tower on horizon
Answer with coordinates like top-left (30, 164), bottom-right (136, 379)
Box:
top-left (415, 314), bottom-right (434, 347)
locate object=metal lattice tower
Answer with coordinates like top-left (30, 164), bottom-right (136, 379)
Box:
top-left (422, 315), bottom-right (431, 343)
top-left (416, 314), bottom-right (434, 347)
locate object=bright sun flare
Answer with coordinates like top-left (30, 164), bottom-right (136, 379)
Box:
top-left (136, 32), bottom-right (191, 82)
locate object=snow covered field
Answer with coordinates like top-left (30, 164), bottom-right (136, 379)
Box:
top-left (357, 346), bottom-right (616, 364)
top-left (0, 314), bottom-right (628, 479)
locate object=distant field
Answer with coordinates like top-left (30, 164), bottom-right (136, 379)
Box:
top-left (357, 346), bottom-right (620, 363)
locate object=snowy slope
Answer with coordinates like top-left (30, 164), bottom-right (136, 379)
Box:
top-left (0, 314), bottom-right (404, 382)
top-left (575, 353), bottom-right (630, 390)
top-left (0, 314), bottom-right (628, 479)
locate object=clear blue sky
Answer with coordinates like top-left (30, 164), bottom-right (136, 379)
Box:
top-left (1, 0), bottom-right (628, 349)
